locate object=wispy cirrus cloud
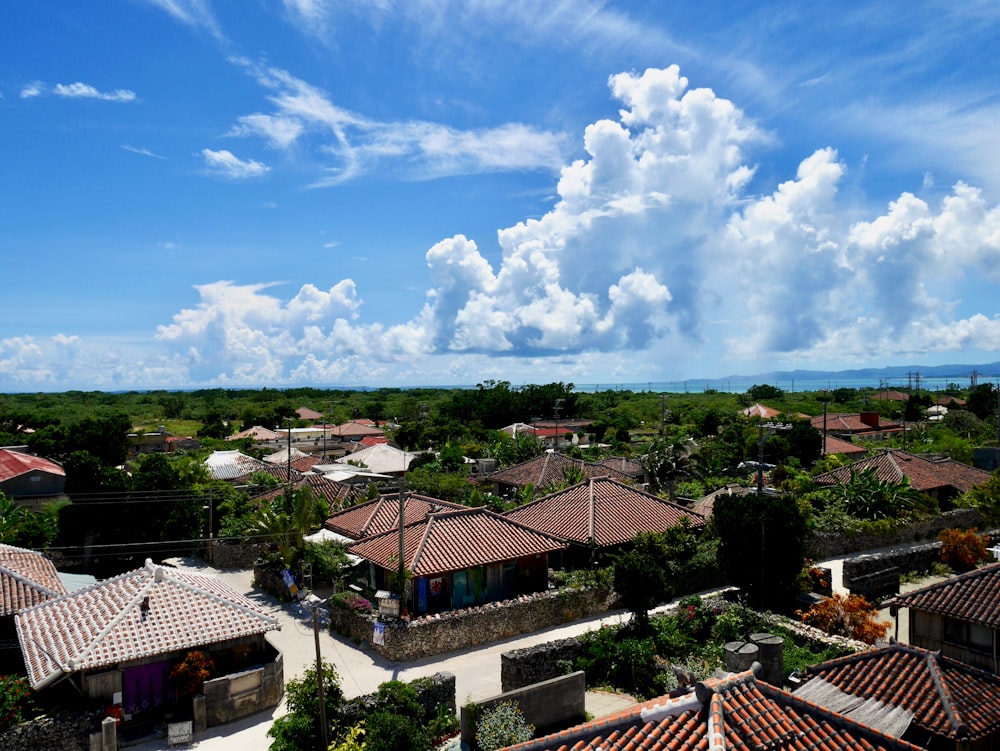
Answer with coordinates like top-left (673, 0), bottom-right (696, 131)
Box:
top-left (229, 62), bottom-right (567, 184)
top-left (21, 81), bottom-right (136, 101)
top-left (122, 144), bottom-right (166, 159)
top-left (200, 148), bottom-right (269, 179)
top-left (138, 0), bottom-right (224, 40)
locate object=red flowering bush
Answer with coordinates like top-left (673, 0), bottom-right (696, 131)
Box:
top-left (796, 594), bottom-right (890, 644)
top-left (0, 675), bottom-right (35, 732)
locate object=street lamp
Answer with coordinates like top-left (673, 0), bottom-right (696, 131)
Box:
top-left (755, 422), bottom-right (791, 496)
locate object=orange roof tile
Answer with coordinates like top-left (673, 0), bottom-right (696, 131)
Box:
top-left (813, 449), bottom-right (992, 494)
top-left (888, 562), bottom-right (1000, 628)
top-left (325, 493), bottom-right (467, 539)
top-left (800, 643), bottom-right (1000, 742)
top-left (504, 477), bottom-right (704, 547)
top-left (504, 668), bottom-right (922, 751)
top-left (488, 452), bottom-right (633, 489)
top-left (348, 507), bottom-right (568, 577)
top-left (0, 544), bottom-right (68, 616)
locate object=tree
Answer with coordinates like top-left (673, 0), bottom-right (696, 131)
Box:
top-left (642, 438), bottom-right (697, 500)
top-left (268, 660), bottom-right (343, 751)
top-left (834, 467), bottom-right (931, 521)
top-left (938, 527), bottom-right (989, 572)
top-left (0, 492), bottom-right (31, 543)
top-left (613, 534), bottom-right (673, 634)
top-left (796, 593), bottom-right (890, 644)
top-left (713, 491), bottom-right (808, 610)
top-left (968, 383), bottom-right (998, 421)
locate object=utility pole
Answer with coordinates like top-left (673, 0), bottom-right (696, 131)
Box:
top-left (312, 603), bottom-right (328, 750)
top-left (755, 422), bottom-right (791, 496)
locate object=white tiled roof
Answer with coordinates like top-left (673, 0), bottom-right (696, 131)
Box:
top-left (0, 544), bottom-right (67, 616)
top-left (16, 560), bottom-right (280, 689)
top-left (204, 450), bottom-right (270, 480)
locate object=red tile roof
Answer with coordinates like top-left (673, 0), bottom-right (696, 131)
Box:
top-left (296, 406), bottom-right (324, 420)
top-left (504, 477), bottom-right (705, 547)
top-left (823, 434), bottom-right (867, 457)
top-left (16, 559), bottom-right (280, 690)
top-left (488, 452), bottom-right (633, 490)
top-left (329, 420), bottom-right (384, 439)
top-left (742, 402), bottom-right (782, 419)
top-left (811, 413), bottom-right (902, 434)
top-left (505, 668), bottom-right (922, 751)
top-left (325, 493), bottom-right (469, 540)
top-left (813, 449), bottom-right (992, 494)
top-left (348, 507), bottom-right (568, 577)
top-left (0, 544), bottom-right (68, 617)
top-left (255, 474), bottom-right (366, 513)
top-left (888, 562), bottom-right (1000, 627)
top-left (596, 456), bottom-right (645, 479)
top-left (0, 449), bottom-right (65, 482)
top-left (800, 643), bottom-right (1000, 742)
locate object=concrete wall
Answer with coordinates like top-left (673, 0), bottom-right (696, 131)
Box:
top-left (330, 586), bottom-right (618, 662)
top-left (461, 672), bottom-right (586, 751)
top-left (202, 650), bottom-right (283, 727)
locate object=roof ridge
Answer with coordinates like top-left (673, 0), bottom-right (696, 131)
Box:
top-left (409, 514), bottom-right (436, 572)
top-left (75, 565), bottom-right (158, 668)
top-left (924, 650), bottom-right (970, 739)
top-left (0, 563), bottom-right (63, 600)
top-left (587, 478), bottom-right (595, 545)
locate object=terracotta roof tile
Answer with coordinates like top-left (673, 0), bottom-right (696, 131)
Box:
top-left (800, 643), bottom-right (1000, 742)
top-left (348, 507), bottom-right (568, 577)
top-left (325, 493), bottom-right (467, 539)
top-left (488, 453), bottom-right (634, 490)
top-left (504, 477), bottom-right (704, 547)
top-left (813, 449), bottom-right (992, 494)
top-left (15, 559), bottom-right (279, 690)
top-left (0, 544), bottom-right (68, 616)
top-left (888, 562), bottom-right (1000, 627)
top-left (503, 669), bottom-right (922, 751)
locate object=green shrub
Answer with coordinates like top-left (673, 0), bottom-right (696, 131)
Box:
top-left (366, 711), bottom-right (429, 751)
top-left (476, 701), bottom-right (535, 751)
top-left (0, 675), bottom-right (35, 733)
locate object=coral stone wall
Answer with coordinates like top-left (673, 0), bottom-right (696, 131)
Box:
top-left (329, 586), bottom-right (619, 662)
top-left (0, 710), bottom-right (101, 751)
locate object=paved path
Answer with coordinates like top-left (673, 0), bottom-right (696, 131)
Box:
top-left (129, 559), bottom-right (641, 750)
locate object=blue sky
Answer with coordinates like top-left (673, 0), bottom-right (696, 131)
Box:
top-left (3, 1), bottom-right (1000, 391)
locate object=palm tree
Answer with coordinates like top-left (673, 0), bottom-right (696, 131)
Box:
top-left (642, 438), bottom-right (698, 501)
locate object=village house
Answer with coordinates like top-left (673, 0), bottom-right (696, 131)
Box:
top-left (16, 559), bottom-right (282, 739)
top-left (813, 448), bottom-right (993, 507)
top-left (502, 666), bottom-right (923, 751)
top-left (887, 562), bottom-right (1000, 676)
top-left (0, 448), bottom-right (66, 508)
top-left (324, 492), bottom-right (468, 541)
top-left (810, 411), bottom-right (903, 441)
top-left (795, 642), bottom-right (1000, 750)
top-left (487, 452), bottom-right (634, 498)
top-left (0, 544), bottom-right (68, 673)
top-left (348, 506), bottom-right (568, 615)
top-left (503, 476), bottom-right (705, 568)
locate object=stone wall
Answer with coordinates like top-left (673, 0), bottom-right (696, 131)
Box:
top-left (0, 710), bottom-right (102, 751)
top-left (808, 508), bottom-right (988, 560)
top-left (212, 540), bottom-right (268, 569)
top-left (203, 650), bottom-right (284, 728)
top-left (501, 637), bottom-right (586, 692)
top-left (339, 672), bottom-right (456, 727)
top-left (329, 586), bottom-right (619, 662)
top-left (461, 672), bottom-right (586, 751)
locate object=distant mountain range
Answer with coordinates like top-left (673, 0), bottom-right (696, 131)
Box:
top-left (704, 362), bottom-right (1000, 390)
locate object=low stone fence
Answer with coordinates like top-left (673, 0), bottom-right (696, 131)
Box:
top-left (809, 508), bottom-right (986, 560)
top-left (461, 672), bottom-right (586, 751)
top-left (0, 709), bottom-right (102, 751)
top-left (212, 540), bottom-right (269, 569)
top-left (329, 586), bottom-right (619, 662)
top-left (340, 672), bottom-right (456, 727)
top-left (203, 649), bottom-right (284, 728)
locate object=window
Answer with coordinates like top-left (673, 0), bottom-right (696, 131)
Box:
top-left (944, 617), bottom-right (994, 653)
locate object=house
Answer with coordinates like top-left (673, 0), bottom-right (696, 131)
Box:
top-left (502, 666), bottom-right (922, 751)
top-left (813, 449), bottom-right (992, 506)
top-left (166, 435), bottom-right (200, 452)
top-left (328, 420), bottom-right (385, 441)
top-left (595, 456), bottom-right (644, 480)
top-left (348, 507), bottom-right (568, 615)
top-left (795, 642), bottom-right (1000, 750)
top-left (255, 474), bottom-right (366, 515)
top-left (127, 427), bottom-right (171, 457)
top-left (504, 477), bottom-right (705, 567)
top-left (872, 390), bottom-right (911, 402)
top-left (324, 492), bottom-right (468, 541)
top-left (295, 406), bottom-right (324, 421)
top-left (329, 442), bottom-right (417, 476)
top-left (0, 448), bottom-right (66, 507)
top-left (810, 412), bottom-right (903, 440)
top-left (204, 450), bottom-right (301, 485)
top-left (741, 402), bottom-right (782, 419)
top-left (227, 425), bottom-right (283, 442)
top-left (16, 559), bottom-right (282, 732)
top-left (887, 563), bottom-right (1000, 675)
top-left (487, 452), bottom-right (634, 498)
top-left (264, 446), bottom-right (323, 473)
top-left (823, 433), bottom-right (868, 459)
top-left (0, 544), bottom-right (68, 672)
top-left (690, 483), bottom-right (754, 519)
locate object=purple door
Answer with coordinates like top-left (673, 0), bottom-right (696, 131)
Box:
top-left (123, 660), bottom-right (172, 715)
